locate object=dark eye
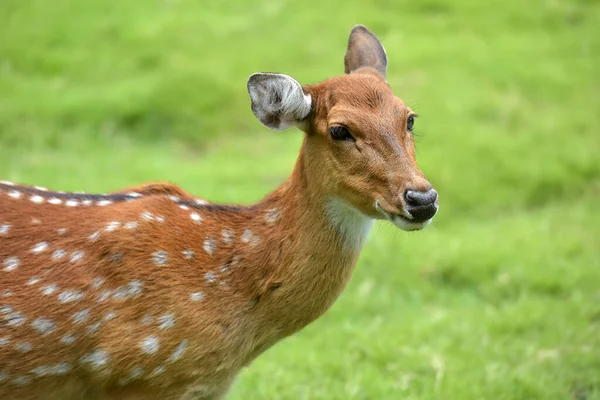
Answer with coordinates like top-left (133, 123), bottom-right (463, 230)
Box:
top-left (328, 126), bottom-right (355, 142)
top-left (407, 115), bottom-right (415, 131)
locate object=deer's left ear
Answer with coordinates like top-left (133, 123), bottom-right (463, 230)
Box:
top-left (247, 73), bottom-right (312, 131)
top-left (344, 25), bottom-right (388, 79)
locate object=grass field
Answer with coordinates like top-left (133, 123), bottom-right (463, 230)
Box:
top-left (1, 0), bottom-right (599, 398)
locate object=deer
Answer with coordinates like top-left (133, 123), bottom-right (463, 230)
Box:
top-left (0, 25), bottom-right (438, 400)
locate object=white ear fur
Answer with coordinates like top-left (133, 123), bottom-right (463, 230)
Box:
top-left (247, 73), bottom-right (312, 130)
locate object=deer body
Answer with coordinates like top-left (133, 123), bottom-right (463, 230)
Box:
top-left (0, 26), bottom-right (438, 399)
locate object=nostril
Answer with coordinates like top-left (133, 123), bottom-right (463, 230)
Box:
top-left (404, 188), bottom-right (438, 207)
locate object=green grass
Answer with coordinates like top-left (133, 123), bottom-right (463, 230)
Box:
top-left (1, 0), bottom-right (599, 398)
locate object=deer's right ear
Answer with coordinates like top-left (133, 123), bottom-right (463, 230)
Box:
top-left (247, 73), bottom-right (312, 131)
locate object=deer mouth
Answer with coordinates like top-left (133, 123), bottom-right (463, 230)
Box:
top-left (375, 201), bottom-right (432, 232)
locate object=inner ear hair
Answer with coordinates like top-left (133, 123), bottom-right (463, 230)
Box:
top-left (247, 73), bottom-right (312, 131)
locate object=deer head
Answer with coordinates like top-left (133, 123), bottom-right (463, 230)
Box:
top-left (248, 25), bottom-right (438, 233)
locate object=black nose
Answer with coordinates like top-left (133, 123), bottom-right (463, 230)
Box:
top-left (403, 188), bottom-right (438, 222)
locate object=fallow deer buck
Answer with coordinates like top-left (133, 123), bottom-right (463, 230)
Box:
top-left (0, 25), bottom-right (438, 399)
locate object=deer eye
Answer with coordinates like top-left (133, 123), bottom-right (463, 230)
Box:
top-left (407, 115), bottom-right (415, 131)
top-left (328, 126), bottom-right (355, 142)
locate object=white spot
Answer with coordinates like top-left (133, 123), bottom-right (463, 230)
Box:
top-left (96, 290), bottom-right (112, 303)
top-left (86, 321), bottom-right (102, 335)
top-left (57, 228), bottom-right (68, 235)
top-left (156, 215), bottom-right (165, 223)
top-left (31, 218), bottom-right (41, 224)
top-left (4, 312), bottom-right (26, 326)
top-left (112, 280), bottom-right (143, 300)
top-left (48, 198), bottom-right (62, 205)
top-left (71, 310), bottom-right (90, 324)
top-left (3, 257), bottom-right (20, 271)
top-left (70, 250), bottom-right (85, 263)
top-left (52, 249), bottom-right (66, 261)
top-left (31, 362), bottom-right (72, 376)
top-left (32, 317), bottom-right (56, 335)
top-left (91, 277), bottom-right (105, 289)
top-left (141, 211), bottom-right (154, 221)
top-left (61, 334), bottom-right (77, 345)
top-left (149, 365), bottom-right (165, 377)
top-left (30, 195), bottom-right (44, 204)
top-left (194, 198), bottom-right (208, 205)
top-left (158, 312), bottom-right (175, 330)
top-left (2, 290), bottom-right (13, 297)
top-left (190, 291), bottom-right (204, 302)
top-left (129, 279), bottom-right (144, 293)
top-left (13, 376), bottom-right (32, 386)
top-left (128, 192), bottom-right (142, 198)
top-left (26, 277), bottom-right (42, 285)
top-left (203, 236), bottom-right (216, 255)
top-left (265, 208), bottom-right (281, 224)
top-left (182, 249), bottom-right (195, 259)
top-left (58, 290), bottom-right (85, 303)
top-left (140, 336), bottom-right (159, 354)
top-left (124, 222), bottom-right (138, 229)
top-left (41, 284), bottom-right (58, 295)
top-left (104, 311), bottom-right (117, 321)
top-left (80, 349), bottom-right (110, 370)
top-left (0, 180), bottom-right (15, 186)
top-left (65, 199), bottom-right (79, 207)
top-left (34, 186), bottom-right (48, 191)
top-left (0, 337), bottom-right (9, 346)
top-left (190, 212), bottom-right (202, 223)
top-left (0, 224), bottom-right (10, 235)
top-left (241, 229), bottom-right (261, 247)
top-left (168, 339), bottom-right (189, 362)
top-left (0, 306), bottom-right (12, 314)
top-left (105, 221), bottom-right (120, 231)
top-left (89, 231), bottom-right (101, 241)
top-left (141, 314), bottom-right (154, 325)
top-left (179, 204), bottom-right (190, 211)
top-left (241, 229), bottom-right (253, 243)
top-left (31, 241), bottom-right (49, 253)
top-left (204, 272), bottom-right (217, 283)
top-left (82, 199), bottom-right (93, 206)
top-left (168, 195), bottom-right (180, 202)
top-left (8, 190), bottom-right (22, 199)
top-left (221, 229), bottom-right (234, 244)
top-left (14, 342), bottom-right (32, 352)
top-left (97, 200), bottom-right (112, 206)
top-left (152, 250), bottom-right (168, 266)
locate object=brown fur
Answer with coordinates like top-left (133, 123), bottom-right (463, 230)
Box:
top-left (0, 25), bottom-right (436, 399)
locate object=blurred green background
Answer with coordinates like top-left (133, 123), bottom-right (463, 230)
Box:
top-left (1, 0), bottom-right (599, 398)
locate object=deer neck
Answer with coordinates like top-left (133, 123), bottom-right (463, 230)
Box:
top-left (247, 145), bottom-right (373, 334)
top-left (266, 144), bottom-right (373, 256)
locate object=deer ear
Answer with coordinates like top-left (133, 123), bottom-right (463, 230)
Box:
top-left (344, 25), bottom-right (387, 79)
top-left (247, 73), bottom-right (312, 131)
